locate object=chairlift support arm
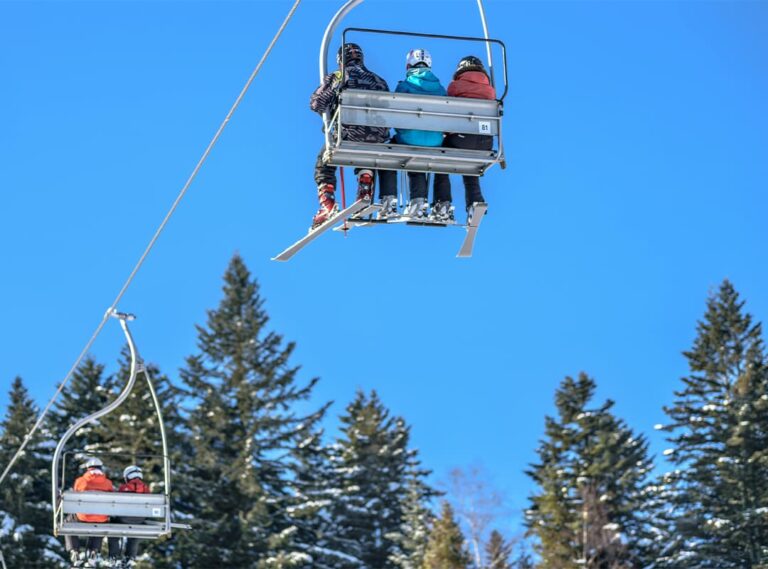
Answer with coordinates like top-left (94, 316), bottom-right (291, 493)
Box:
top-left (319, 0), bottom-right (498, 82)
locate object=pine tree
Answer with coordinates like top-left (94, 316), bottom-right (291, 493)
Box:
top-left (170, 254), bottom-right (325, 568)
top-left (526, 373), bottom-right (656, 568)
top-left (659, 280), bottom-right (768, 567)
top-left (422, 502), bottom-right (471, 569)
top-left (0, 377), bottom-right (65, 567)
top-left (322, 390), bottom-right (430, 569)
top-left (486, 530), bottom-right (512, 569)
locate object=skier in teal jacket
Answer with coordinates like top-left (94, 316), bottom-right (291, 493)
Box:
top-left (385, 49), bottom-right (447, 219)
top-left (393, 55), bottom-right (446, 147)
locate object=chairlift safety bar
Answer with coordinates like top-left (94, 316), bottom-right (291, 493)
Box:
top-left (341, 27), bottom-right (508, 101)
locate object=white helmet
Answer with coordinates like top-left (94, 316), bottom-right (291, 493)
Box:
top-left (406, 48), bottom-right (432, 69)
top-left (83, 457), bottom-right (103, 470)
top-left (123, 465), bottom-right (143, 481)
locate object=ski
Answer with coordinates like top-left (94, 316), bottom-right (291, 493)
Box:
top-left (272, 199), bottom-right (371, 261)
top-left (456, 202), bottom-right (488, 258)
top-left (351, 202), bottom-right (383, 219)
top-left (332, 203), bottom-right (385, 232)
top-left (405, 218), bottom-right (457, 228)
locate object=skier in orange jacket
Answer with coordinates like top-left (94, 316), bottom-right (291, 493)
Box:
top-left (73, 458), bottom-right (115, 522)
top-left (65, 457), bottom-right (121, 567)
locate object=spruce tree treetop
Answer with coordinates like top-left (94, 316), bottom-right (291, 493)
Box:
top-left (172, 254), bottom-right (326, 568)
top-left (526, 372), bottom-right (656, 568)
top-left (485, 529), bottom-right (512, 569)
top-left (318, 389), bottom-right (434, 569)
top-left (328, 389), bottom-right (408, 569)
top-left (660, 280), bottom-right (768, 568)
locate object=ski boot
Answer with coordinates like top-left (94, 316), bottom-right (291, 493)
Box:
top-left (83, 550), bottom-right (99, 568)
top-left (430, 200), bottom-right (455, 223)
top-left (356, 169), bottom-right (374, 202)
top-left (403, 197), bottom-right (428, 220)
top-left (69, 550), bottom-right (86, 568)
top-left (311, 183), bottom-right (338, 230)
top-left (467, 201), bottom-right (487, 224)
top-left (379, 196), bottom-right (398, 219)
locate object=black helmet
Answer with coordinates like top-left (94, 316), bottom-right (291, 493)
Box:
top-left (337, 43), bottom-right (364, 66)
top-left (454, 55), bottom-right (486, 79)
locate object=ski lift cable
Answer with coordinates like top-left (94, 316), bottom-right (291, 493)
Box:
top-left (0, 0), bottom-right (303, 490)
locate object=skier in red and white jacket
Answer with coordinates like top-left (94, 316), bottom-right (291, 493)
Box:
top-left (118, 465), bottom-right (150, 560)
top-left (432, 56), bottom-right (497, 222)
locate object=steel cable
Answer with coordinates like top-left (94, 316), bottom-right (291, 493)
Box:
top-left (0, 0), bottom-right (303, 490)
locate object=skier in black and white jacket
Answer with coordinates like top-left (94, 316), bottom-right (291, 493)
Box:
top-left (309, 43), bottom-right (397, 228)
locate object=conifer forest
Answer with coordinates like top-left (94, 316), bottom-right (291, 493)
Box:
top-left (1, 255), bottom-right (767, 568)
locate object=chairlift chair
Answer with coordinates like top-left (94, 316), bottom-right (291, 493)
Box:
top-left (52, 312), bottom-right (189, 541)
top-left (272, 1), bottom-right (507, 261)
top-left (319, 1), bottom-right (509, 176)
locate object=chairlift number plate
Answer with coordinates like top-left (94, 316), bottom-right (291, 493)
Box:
top-left (152, 507), bottom-right (162, 516)
top-left (478, 121), bottom-right (491, 134)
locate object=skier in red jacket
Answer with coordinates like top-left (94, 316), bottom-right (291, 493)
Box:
top-left (118, 465), bottom-right (150, 561)
top-left (432, 56), bottom-right (497, 222)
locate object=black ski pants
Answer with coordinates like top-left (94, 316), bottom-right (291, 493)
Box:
top-left (433, 133), bottom-right (493, 207)
top-left (118, 516), bottom-right (145, 559)
top-left (314, 146), bottom-right (396, 199)
top-left (406, 172), bottom-right (429, 201)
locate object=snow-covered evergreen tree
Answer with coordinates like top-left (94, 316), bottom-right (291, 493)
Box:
top-left (170, 255), bottom-right (324, 568)
top-left (0, 377), bottom-right (65, 567)
top-left (658, 280), bottom-right (768, 567)
top-left (321, 390), bottom-right (429, 569)
top-left (389, 475), bottom-right (435, 569)
top-left (422, 501), bottom-right (471, 569)
top-left (285, 427), bottom-right (347, 569)
top-left (525, 373), bottom-right (656, 568)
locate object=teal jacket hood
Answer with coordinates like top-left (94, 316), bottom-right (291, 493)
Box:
top-left (396, 68), bottom-right (447, 96)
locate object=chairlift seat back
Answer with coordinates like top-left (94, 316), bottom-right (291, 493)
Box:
top-left (339, 89), bottom-right (501, 136)
top-left (60, 490), bottom-right (167, 518)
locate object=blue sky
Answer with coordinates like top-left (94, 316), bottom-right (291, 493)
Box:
top-left (2, 0), bottom-right (767, 537)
